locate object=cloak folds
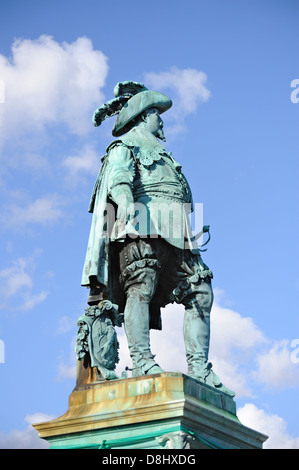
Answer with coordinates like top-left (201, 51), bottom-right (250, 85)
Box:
top-left (81, 142), bottom-right (165, 330)
top-left (81, 128), bottom-right (197, 330)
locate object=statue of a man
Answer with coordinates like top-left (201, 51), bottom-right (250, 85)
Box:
top-left (81, 81), bottom-right (234, 396)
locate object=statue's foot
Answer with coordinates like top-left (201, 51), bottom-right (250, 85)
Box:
top-left (147, 363), bottom-right (164, 375)
top-left (188, 362), bottom-right (235, 397)
top-left (98, 367), bottom-right (118, 380)
top-left (132, 358), bottom-right (164, 377)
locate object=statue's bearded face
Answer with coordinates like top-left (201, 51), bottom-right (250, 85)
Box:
top-left (143, 108), bottom-right (166, 141)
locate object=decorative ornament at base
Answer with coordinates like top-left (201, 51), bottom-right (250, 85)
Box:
top-left (76, 300), bottom-right (123, 380)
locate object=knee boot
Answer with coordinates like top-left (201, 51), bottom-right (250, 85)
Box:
top-left (124, 295), bottom-right (163, 377)
top-left (183, 300), bottom-right (210, 376)
top-left (183, 293), bottom-right (235, 397)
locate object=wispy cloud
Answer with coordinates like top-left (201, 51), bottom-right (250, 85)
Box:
top-left (0, 413), bottom-right (56, 449)
top-left (0, 258), bottom-right (33, 296)
top-left (62, 145), bottom-right (100, 185)
top-left (0, 252), bottom-right (48, 311)
top-left (55, 316), bottom-right (76, 335)
top-left (56, 362), bottom-right (77, 381)
top-left (1, 193), bottom-right (64, 228)
top-left (22, 291), bottom-right (48, 311)
top-left (144, 66), bottom-right (211, 135)
top-left (55, 336), bottom-right (77, 381)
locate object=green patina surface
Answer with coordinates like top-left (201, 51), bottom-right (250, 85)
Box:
top-left (48, 424), bottom-right (225, 449)
top-left (78, 80), bottom-right (234, 397)
top-left (33, 82), bottom-right (270, 450)
top-left (33, 373), bottom-right (267, 450)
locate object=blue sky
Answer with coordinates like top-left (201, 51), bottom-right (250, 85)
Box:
top-left (0, 0), bottom-right (298, 448)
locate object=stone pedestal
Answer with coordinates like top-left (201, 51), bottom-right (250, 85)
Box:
top-left (33, 365), bottom-right (267, 449)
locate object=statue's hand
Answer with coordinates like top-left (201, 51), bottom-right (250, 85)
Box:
top-left (117, 198), bottom-right (135, 223)
top-left (110, 184), bottom-right (135, 223)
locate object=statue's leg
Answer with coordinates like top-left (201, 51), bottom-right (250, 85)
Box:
top-left (183, 287), bottom-right (234, 396)
top-left (124, 269), bottom-right (163, 376)
top-left (182, 281), bottom-right (213, 376)
top-left (120, 239), bottom-right (164, 377)
top-left (172, 252), bottom-right (235, 396)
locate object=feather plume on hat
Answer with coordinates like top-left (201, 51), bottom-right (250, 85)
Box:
top-left (93, 81), bottom-right (148, 127)
top-left (92, 81), bottom-right (172, 136)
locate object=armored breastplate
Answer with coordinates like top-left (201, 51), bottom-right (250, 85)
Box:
top-left (121, 128), bottom-right (192, 205)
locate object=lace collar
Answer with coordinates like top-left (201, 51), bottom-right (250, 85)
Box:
top-left (121, 127), bottom-right (166, 166)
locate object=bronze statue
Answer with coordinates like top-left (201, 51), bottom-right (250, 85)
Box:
top-left (78, 81), bottom-right (234, 397)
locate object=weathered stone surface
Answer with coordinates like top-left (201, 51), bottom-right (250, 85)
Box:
top-left (33, 372), bottom-right (267, 449)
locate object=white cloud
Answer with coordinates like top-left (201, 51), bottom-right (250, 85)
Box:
top-left (115, 328), bottom-right (132, 376)
top-left (125, 299), bottom-right (266, 398)
top-left (115, 304), bottom-right (187, 378)
top-left (208, 356), bottom-right (252, 398)
top-left (0, 35), bottom-right (108, 141)
top-left (22, 290), bottom-right (48, 310)
top-left (238, 403), bottom-right (299, 449)
top-left (55, 316), bottom-right (76, 335)
top-left (0, 257), bottom-right (33, 296)
top-left (62, 145), bottom-right (100, 185)
top-left (56, 336), bottom-right (77, 381)
top-left (210, 301), bottom-right (267, 359)
top-left (56, 362), bottom-right (77, 380)
top-left (0, 413), bottom-right (56, 449)
top-left (207, 301), bottom-right (267, 396)
top-left (144, 66), bottom-right (211, 135)
top-left (75, 291), bottom-right (297, 399)
top-left (117, 294), bottom-right (298, 399)
top-left (0, 252), bottom-right (48, 311)
top-left (3, 193), bottom-right (64, 227)
top-left (253, 340), bottom-right (299, 389)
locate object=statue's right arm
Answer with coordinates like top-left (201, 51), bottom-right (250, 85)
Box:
top-left (106, 143), bottom-right (135, 223)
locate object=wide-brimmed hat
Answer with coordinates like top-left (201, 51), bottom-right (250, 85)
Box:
top-left (92, 81), bottom-right (172, 137)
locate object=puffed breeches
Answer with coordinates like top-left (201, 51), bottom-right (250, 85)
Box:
top-left (118, 238), bottom-right (214, 374)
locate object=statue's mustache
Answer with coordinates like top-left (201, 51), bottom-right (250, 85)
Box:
top-left (157, 128), bottom-right (166, 142)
